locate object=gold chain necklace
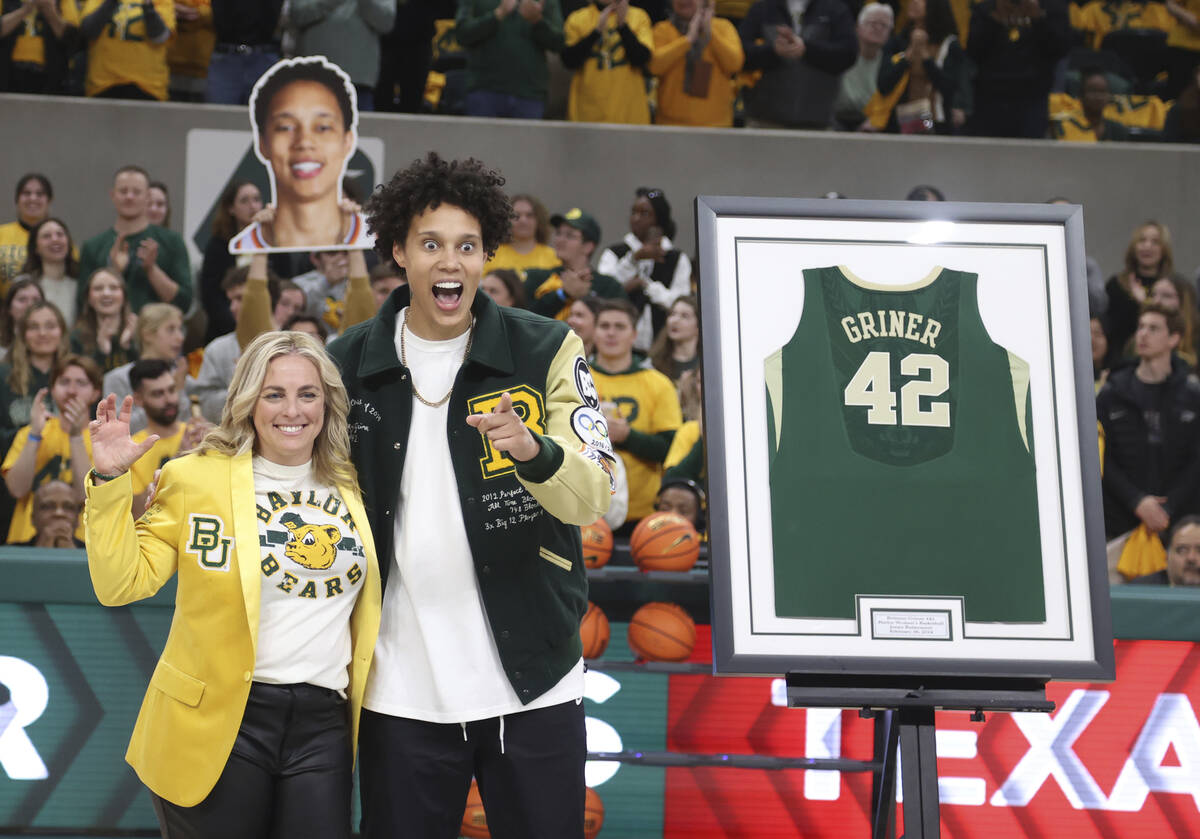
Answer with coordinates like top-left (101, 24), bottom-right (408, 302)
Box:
top-left (400, 308), bottom-right (474, 409)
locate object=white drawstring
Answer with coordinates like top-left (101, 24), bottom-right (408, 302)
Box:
top-left (498, 715), bottom-right (506, 755)
top-left (460, 722), bottom-right (468, 742)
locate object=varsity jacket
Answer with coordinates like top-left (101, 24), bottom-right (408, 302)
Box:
top-left (329, 287), bottom-right (613, 704)
top-left (84, 451), bottom-right (382, 806)
top-left (1097, 357), bottom-right (1200, 538)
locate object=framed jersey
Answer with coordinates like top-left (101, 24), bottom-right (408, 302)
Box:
top-left (697, 197), bottom-right (1113, 682)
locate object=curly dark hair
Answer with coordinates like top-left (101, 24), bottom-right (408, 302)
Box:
top-left (365, 152), bottom-right (512, 268)
top-left (251, 56), bottom-right (355, 135)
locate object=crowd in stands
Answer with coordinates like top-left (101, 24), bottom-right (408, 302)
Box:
top-left (1, 0), bottom-right (1197, 140)
top-left (1090, 220), bottom-right (1200, 585)
top-left (0, 167), bottom-right (706, 547)
top-left (2, 151), bottom-right (1199, 597)
top-left (6, 151), bottom-right (1199, 591)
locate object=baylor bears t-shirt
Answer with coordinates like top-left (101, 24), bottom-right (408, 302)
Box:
top-left (765, 266), bottom-right (1046, 623)
top-left (253, 456), bottom-right (366, 692)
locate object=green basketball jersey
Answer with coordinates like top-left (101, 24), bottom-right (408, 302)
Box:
top-left (765, 266), bottom-right (1046, 623)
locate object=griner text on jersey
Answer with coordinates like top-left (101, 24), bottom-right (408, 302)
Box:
top-left (840, 310), bottom-right (942, 348)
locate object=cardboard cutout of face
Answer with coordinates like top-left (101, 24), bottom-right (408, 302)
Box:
top-left (229, 56), bottom-right (374, 254)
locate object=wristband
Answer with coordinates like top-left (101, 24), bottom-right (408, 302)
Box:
top-left (27, 433), bottom-right (41, 443)
top-left (91, 469), bottom-right (126, 482)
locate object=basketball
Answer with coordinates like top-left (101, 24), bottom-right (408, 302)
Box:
top-left (581, 518), bottom-right (613, 568)
top-left (628, 602), bottom-right (696, 661)
top-left (630, 511), bottom-right (701, 571)
top-left (461, 780), bottom-right (488, 838)
top-left (584, 786), bottom-right (605, 838)
top-left (580, 601), bottom-right (611, 658)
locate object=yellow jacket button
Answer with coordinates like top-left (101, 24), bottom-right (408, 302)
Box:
top-left (243, 671), bottom-right (252, 682)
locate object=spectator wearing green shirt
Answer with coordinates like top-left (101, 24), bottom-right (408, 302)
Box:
top-left (77, 165), bottom-right (192, 316)
top-left (456, 0), bottom-right (565, 119)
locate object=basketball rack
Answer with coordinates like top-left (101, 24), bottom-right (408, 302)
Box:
top-left (785, 673), bottom-right (1055, 839)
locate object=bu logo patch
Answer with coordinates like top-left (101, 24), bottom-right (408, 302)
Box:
top-left (186, 514), bottom-right (233, 571)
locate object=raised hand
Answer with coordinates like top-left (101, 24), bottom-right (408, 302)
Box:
top-left (136, 237), bottom-right (159, 271)
top-left (109, 234), bottom-right (130, 274)
top-left (518, 0), bottom-right (543, 22)
top-left (180, 418), bottom-right (211, 453)
top-left (61, 396), bottom-right (91, 437)
top-left (90, 394), bottom-right (158, 477)
top-left (596, 2), bottom-right (613, 31)
top-left (29, 388), bottom-right (50, 436)
top-left (561, 267), bottom-right (593, 299)
top-left (465, 392), bottom-right (539, 462)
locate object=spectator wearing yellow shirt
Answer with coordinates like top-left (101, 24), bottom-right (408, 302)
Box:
top-left (561, 0), bottom-right (654, 123)
top-left (127, 357), bottom-right (210, 516)
top-left (484, 193), bottom-right (558, 273)
top-left (165, 0), bottom-right (211, 101)
top-left (0, 174), bottom-right (56, 294)
top-left (650, 0), bottom-right (745, 127)
top-left (1, 353), bottom-right (100, 544)
top-left (79, 0), bottom-right (175, 100)
top-left (0, 0), bottom-right (80, 93)
top-left (1050, 67), bottom-right (1130, 141)
top-left (591, 298), bottom-right (682, 527)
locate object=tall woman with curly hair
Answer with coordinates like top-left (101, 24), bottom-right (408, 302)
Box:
top-left (84, 330), bottom-right (381, 838)
top-left (328, 152), bottom-right (611, 839)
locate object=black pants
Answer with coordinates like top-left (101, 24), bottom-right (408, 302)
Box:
top-left (358, 700), bottom-right (586, 839)
top-left (152, 682), bottom-right (352, 839)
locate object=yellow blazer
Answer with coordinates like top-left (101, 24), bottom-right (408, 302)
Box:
top-left (83, 450), bottom-right (381, 807)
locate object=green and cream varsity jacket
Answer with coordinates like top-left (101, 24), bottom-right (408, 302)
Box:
top-left (329, 287), bottom-right (613, 703)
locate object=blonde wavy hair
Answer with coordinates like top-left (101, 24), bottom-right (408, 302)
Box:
top-left (7, 301), bottom-right (69, 395)
top-left (196, 331), bottom-right (356, 488)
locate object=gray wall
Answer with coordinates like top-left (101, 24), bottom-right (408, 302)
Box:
top-left (2, 92), bottom-right (1198, 288)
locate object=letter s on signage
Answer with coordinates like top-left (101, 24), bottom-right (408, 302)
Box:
top-left (0, 656), bottom-right (50, 780)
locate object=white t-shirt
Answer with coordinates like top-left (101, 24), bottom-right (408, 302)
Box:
top-left (252, 456), bottom-right (366, 692)
top-left (363, 309), bottom-right (583, 723)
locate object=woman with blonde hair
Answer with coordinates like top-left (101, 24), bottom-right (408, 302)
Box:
top-left (84, 330), bottom-right (381, 838)
top-left (1104, 221), bottom-right (1182, 367)
top-left (101, 303), bottom-right (191, 433)
top-left (0, 300), bottom-right (69, 433)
